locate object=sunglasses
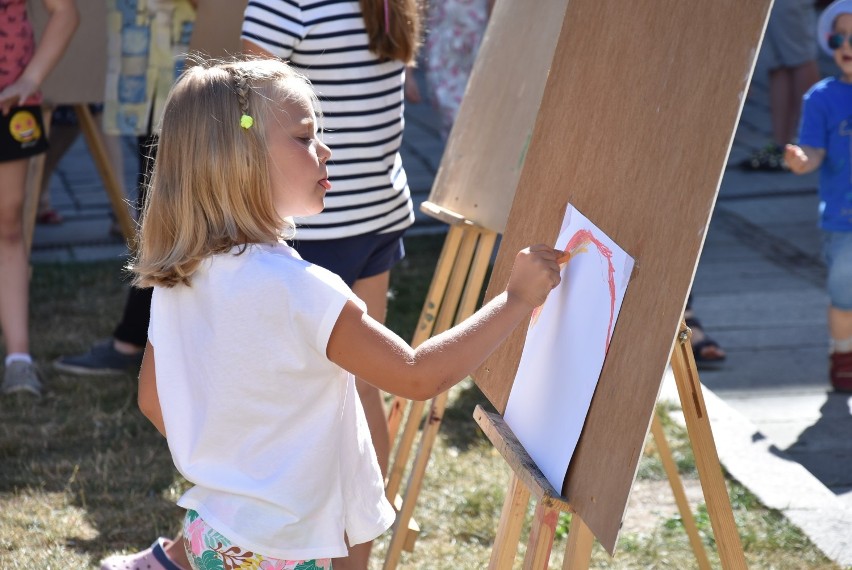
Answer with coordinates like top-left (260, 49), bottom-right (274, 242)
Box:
top-left (828, 32), bottom-right (852, 50)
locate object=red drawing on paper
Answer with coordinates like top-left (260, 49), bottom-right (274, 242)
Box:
top-left (531, 229), bottom-right (617, 350)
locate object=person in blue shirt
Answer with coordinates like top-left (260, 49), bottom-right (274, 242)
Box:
top-left (785, 0), bottom-right (852, 392)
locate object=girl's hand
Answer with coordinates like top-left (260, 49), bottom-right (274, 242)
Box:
top-left (505, 244), bottom-right (563, 309)
top-left (0, 77), bottom-right (38, 115)
top-left (784, 144), bottom-right (809, 174)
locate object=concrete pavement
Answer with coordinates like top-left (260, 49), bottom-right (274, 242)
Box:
top-left (670, 54), bottom-right (852, 566)
top-left (32, 59), bottom-right (852, 566)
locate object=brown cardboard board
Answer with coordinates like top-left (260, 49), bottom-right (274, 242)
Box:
top-left (188, 0), bottom-right (247, 58)
top-left (28, 0), bottom-right (107, 105)
top-left (472, 0), bottom-right (771, 553)
top-left (423, 0), bottom-right (570, 233)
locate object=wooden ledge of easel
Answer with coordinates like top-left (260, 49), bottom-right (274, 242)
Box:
top-left (473, 405), bottom-right (573, 513)
top-left (420, 201), bottom-right (480, 228)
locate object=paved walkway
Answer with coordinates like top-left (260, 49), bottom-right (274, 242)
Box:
top-left (32, 61), bottom-right (852, 565)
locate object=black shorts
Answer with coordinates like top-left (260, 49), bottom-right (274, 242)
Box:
top-left (0, 105), bottom-right (48, 163)
top-left (292, 229), bottom-right (406, 287)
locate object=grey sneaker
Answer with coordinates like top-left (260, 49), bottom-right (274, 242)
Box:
top-left (2, 361), bottom-right (43, 397)
top-left (53, 339), bottom-right (143, 376)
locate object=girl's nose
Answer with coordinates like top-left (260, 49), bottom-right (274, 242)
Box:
top-left (319, 141), bottom-right (332, 163)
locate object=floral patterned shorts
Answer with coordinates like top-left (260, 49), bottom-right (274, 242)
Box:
top-left (182, 509), bottom-right (333, 570)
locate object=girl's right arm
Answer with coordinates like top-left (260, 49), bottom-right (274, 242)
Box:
top-left (327, 245), bottom-right (562, 401)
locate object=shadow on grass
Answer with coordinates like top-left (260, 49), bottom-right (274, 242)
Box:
top-left (0, 261), bottom-right (187, 561)
top-left (441, 380), bottom-right (497, 453)
top-left (0, 234), bottom-right (451, 562)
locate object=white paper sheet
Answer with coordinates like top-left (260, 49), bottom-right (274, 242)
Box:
top-left (504, 203), bottom-right (635, 493)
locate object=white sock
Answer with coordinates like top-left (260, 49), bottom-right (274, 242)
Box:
top-left (830, 336), bottom-right (852, 354)
top-left (5, 353), bottom-right (33, 366)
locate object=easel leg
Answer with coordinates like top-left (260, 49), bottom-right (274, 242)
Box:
top-left (671, 323), bottom-right (747, 570)
top-left (382, 391), bottom-right (448, 570)
top-left (489, 474), bottom-right (531, 569)
top-left (386, 225), bottom-right (465, 492)
top-left (650, 412), bottom-right (712, 570)
top-left (522, 503), bottom-right (559, 570)
top-left (74, 104), bottom-right (136, 245)
top-left (562, 514), bottom-right (593, 570)
top-left (386, 225), bottom-right (468, 500)
top-left (383, 227), bottom-right (497, 568)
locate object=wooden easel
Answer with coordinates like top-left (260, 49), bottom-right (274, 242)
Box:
top-left (380, 234), bottom-right (743, 569)
top-left (23, 104), bottom-right (136, 255)
top-left (382, 203), bottom-right (498, 568)
top-left (475, 321), bottom-right (746, 569)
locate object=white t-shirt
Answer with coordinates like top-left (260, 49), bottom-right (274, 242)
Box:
top-left (149, 243), bottom-right (395, 560)
top-left (241, 0), bottom-right (415, 241)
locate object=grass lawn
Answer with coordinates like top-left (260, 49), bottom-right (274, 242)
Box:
top-left (0, 233), bottom-right (840, 569)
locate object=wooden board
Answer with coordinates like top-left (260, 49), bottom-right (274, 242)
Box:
top-left (188, 0), bottom-right (247, 58)
top-left (28, 0), bottom-right (107, 105)
top-left (473, 0), bottom-right (771, 554)
top-left (423, 0), bottom-right (570, 233)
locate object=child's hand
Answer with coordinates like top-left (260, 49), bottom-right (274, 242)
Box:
top-left (0, 77), bottom-right (38, 115)
top-left (505, 244), bottom-right (563, 309)
top-left (784, 144), bottom-right (809, 174)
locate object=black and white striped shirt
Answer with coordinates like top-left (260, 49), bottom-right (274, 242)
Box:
top-left (242, 0), bottom-right (415, 240)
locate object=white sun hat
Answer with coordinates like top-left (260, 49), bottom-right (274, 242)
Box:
top-left (818, 0), bottom-right (852, 55)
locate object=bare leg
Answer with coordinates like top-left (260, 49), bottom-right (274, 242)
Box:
top-left (768, 66), bottom-right (794, 146)
top-left (0, 159), bottom-right (31, 354)
top-left (335, 270), bottom-right (393, 570)
top-left (164, 533), bottom-right (191, 569)
top-left (829, 306), bottom-right (852, 348)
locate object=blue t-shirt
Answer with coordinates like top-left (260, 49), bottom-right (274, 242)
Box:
top-left (799, 77), bottom-right (852, 231)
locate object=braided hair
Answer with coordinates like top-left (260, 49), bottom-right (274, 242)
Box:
top-left (232, 67), bottom-right (252, 118)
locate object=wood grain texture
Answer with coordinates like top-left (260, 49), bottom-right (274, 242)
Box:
top-left (425, 0), bottom-right (570, 232)
top-left (473, 0), bottom-right (771, 553)
top-left (473, 406), bottom-right (572, 513)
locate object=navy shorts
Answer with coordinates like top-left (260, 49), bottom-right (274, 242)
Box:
top-left (760, 0), bottom-right (818, 69)
top-left (292, 229), bottom-right (406, 287)
top-left (0, 105), bottom-right (48, 163)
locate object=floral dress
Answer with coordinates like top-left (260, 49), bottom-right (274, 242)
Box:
top-left (183, 510), bottom-right (333, 570)
top-left (423, 0), bottom-right (488, 140)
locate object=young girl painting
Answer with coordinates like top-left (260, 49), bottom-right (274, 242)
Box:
top-left (132, 58), bottom-right (562, 569)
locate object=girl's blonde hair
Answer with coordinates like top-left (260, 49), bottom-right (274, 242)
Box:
top-left (131, 57), bottom-right (318, 288)
top-left (360, 0), bottom-right (421, 64)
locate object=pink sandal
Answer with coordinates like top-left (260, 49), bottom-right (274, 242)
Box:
top-left (99, 537), bottom-right (187, 570)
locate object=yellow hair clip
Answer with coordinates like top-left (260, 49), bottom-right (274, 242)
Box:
top-left (240, 114), bottom-right (254, 129)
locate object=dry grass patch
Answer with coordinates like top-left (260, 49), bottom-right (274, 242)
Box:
top-left (0, 236), bottom-right (841, 569)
